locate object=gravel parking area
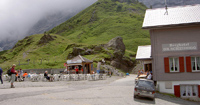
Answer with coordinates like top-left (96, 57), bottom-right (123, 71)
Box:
top-left (0, 75), bottom-right (200, 105)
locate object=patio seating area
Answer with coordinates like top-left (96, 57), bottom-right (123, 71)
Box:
top-left (2, 73), bottom-right (108, 82)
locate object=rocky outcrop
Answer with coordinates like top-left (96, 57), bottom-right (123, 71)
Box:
top-left (106, 36), bottom-right (134, 72)
top-left (94, 46), bottom-right (102, 51)
top-left (66, 36), bottom-right (135, 73)
top-left (38, 34), bottom-right (56, 45)
top-left (107, 36), bottom-right (125, 55)
top-left (111, 56), bottom-right (135, 72)
top-left (67, 47), bottom-right (85, 59)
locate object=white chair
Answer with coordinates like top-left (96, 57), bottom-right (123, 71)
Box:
top-left (3, 74), bottom-right (10, 81)
top-left (65, 74), bottom-right (70, 81)
top-left (78, 74), bottom-right (83, 80)
top-left (94, 74), bottom-right (100, 80)
top-left (42, 76), bottom-right (47, 82)
top-left (58, 74), bottom-right (63, 81)
top-left (87, 74), bottom-right (92, 81)
top-left (53, 74), bottom-right (58, 81)
top-left (72, 74), bottom-right (78, 81)
top-left (31, 74), bottom-right (39, 82)
top-left (103, 74), bottom-right (107, 80)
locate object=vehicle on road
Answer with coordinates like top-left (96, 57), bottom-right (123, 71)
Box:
top-left (134, 79), bottom-right (155, 100)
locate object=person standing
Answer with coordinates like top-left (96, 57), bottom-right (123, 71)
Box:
top-left (10, 64), bottom-right (16, 88)
top-left (0, 67), bottom-right (3, 84)
top-left (81, 67), bottom-right (83, 74)
top-left (75, 67), bottom-right (79, 74)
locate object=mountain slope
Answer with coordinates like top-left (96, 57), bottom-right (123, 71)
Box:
top-left (0, 0), bottom-right (148, 70)
top-left (48, 0), bottom-right (150, 52)
top-left (1, 0), bottom-right (200, 51)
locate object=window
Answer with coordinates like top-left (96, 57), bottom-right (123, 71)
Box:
top-left (169, 57), bottom-right (179, 72)
top-left (191, 57), bottom-right (200, 71)
top-left (180, 85), bottom-right (198, 97)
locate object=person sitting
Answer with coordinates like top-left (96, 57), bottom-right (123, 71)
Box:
top-left (23, 72), bottom-right (28, 81)
top-left (140, 70), bottom-right (144, 74)
top-left (19, 69), bottom-right (23, 78)
top-left (17, 70), bottom-right (22, 81)
top-left (15, 71), bottom-right (18, 81)
top-left (44, 71), bottom-right (50, 80)
top-left (146, 70), bottom-right (149, 75)
top-left (147, 73), bottom-right (152, 80)
top-left (137, 70), bottom-right (140, 77)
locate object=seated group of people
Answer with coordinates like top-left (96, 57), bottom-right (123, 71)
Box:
top-left (137, 70), bottom-right (153, 80)
top-left (15, 69), bottom-right (28, 81)
top-left (16, 70), bottom-right (51, 81)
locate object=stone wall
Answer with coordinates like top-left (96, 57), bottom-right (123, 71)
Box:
top-left (22, 68), bottom-right (65, 74)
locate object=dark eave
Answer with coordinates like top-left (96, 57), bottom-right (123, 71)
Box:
top-left (142, 22), bottom-right (200, 30)
top-left (136, 58), bottom-right (152, 60)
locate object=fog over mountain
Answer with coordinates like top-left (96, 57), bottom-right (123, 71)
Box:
top-left (1, 0), bottom-right (200, 51)
top-left (0, 0), bottom-right (97, 51)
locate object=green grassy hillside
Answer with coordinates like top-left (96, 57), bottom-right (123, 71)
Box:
top-left (48, 0), bottom-right (150, 52)
top-left (0, 0), bottom-right (150, 71)
top-left (0, 34), bottom-right (73, 70)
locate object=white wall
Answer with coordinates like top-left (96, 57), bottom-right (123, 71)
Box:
top-left (157, 80), bottom-right (200, 94)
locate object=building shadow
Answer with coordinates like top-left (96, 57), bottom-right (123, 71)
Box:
top-left (156, 93), bottom-right (200, 105)
top-left (133, 93), bottom-right (200, 105)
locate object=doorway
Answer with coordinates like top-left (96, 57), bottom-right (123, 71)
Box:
top-left (144, 63), bottom-right (152, 72)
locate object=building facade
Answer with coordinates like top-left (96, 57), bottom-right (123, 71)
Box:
top-left (136, 45), bottom-right (152, 72)
top-left (142, 5), bottom-right (200, 100)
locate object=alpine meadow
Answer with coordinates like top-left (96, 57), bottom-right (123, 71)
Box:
top-left (0, 0), bottom-right (150, 72)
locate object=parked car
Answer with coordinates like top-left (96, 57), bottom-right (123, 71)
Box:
top-left (134, 79), bottom-right (155, 100)
top-left (135, 74), bottom-right (147, 84)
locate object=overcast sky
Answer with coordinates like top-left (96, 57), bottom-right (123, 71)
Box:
top-left (0, 0), bottom-right (97, 42)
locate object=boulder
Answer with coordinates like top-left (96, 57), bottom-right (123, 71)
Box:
top-left (107, 36), bottom-right (125, 55)
top-left (67, 47), bottom-right (85, 59)
top-left (38, 34), bottom-right (55, 45)
top-left (85, 49), bottom-right (94, 55)
top-left (72, 47), bottom-right (85, 56)
top-left (110, 56), bottom-right (135, 73)
top-left (113, 50), bottom-right (123, 60)
top-left (110, 60), bottom-right (121, 69)
top-left (94, 46), bottom-right (102, 51)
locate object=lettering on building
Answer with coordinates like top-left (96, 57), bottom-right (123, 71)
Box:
top-left (162, 42), bottom-right (197, 52)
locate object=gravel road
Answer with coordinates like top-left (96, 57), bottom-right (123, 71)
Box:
top-left (0, 74), bottom-right (199, 105)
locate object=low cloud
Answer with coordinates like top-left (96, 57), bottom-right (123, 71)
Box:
top-left (0, 0), bottom-right (97, 42)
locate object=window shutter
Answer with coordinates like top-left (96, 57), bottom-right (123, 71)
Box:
top-left (174, 85), bottom-right (180, 97)
top-left (186, 56), bottom-right (192, 72)
top-left (198, 85), bottom-right (200, 98)
top-left (164, 57), bottom-right (170, 73)
top-left (179, 57), bottom-right (184, 72)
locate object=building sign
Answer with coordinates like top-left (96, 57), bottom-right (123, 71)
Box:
top-left (162, 42), bottom-right (197, 52)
